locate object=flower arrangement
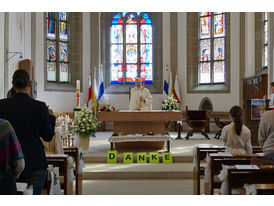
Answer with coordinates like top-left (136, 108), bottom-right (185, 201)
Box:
top-left (73, 105), bottom-right (98, 138)
top-left (162, 94), bottom-right (179, 110)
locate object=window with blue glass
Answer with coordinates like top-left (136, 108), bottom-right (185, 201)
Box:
top-left (110, 12), bottom-right (153, 84)
top-left (46, 12), bottom-right (70, 82)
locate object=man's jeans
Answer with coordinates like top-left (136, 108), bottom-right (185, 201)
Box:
top-left (17, 169), bottom-right (47, 195)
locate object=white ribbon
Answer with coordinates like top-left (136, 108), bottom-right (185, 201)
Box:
top-left (217, 164), bottom-right (229, 195)
top-left (204, 153), bottom-right (211, 184)
top-left (48, 166), bottom-right (61, 195)
top-left (67, 156), bottom-right (75, 182)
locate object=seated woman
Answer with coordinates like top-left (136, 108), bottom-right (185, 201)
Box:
top-left (221, 105), bottom-right (252, 154)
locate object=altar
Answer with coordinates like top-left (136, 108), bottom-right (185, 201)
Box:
top-left (97, 110), bottom-right (182, 151)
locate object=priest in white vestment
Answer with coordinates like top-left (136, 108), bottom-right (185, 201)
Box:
top-left (129, 78), bottom-right (152, 110)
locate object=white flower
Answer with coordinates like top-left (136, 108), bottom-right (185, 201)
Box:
top-left (73, 104), bottom-right (98, 135)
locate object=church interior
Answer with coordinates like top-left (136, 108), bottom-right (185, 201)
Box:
top-left (1, 2), bottom-right (274, 201)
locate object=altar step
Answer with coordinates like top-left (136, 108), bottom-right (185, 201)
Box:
top-left (83, 163), bottom-right (193, 180)
top-left (83, 153), bottom-right (193, 163)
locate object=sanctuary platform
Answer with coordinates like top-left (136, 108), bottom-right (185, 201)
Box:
top-left (80, 131), bottom-right (223, 194)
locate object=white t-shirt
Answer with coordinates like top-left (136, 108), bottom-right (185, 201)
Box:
top-left (221, 122), bottom-right (253, 154)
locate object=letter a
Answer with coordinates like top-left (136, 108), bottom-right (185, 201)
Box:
top-left (123, 152), bottom-right (133, 164)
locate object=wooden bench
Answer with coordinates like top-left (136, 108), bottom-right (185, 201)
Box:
top-left (208, 153), bottom-right (257, 195)
top-left (251, 184), bottom-right (274, 195)
top-left (193, 145), bottom-right (262, 195)
top-left (193, 145), bottom-right (225, 195)
top-left (46, 154), bottom-right (73, 195)
top-left (109, 134), bottom-right (171, 152)
top-left (63, 147), bottom-right (82, 195)
top-left (226, 165), bottom-right (274, 195)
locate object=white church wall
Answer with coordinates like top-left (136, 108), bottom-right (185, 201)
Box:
top-left (82, 12), bottom-right (90, 106)
top-left (245, 12), bottom-right (255, 78)
top-left (7, 13), bottom-right (31, 92)
top-left (178, 12), bottom-right (241, 112)
top-left (177, 12), bottom-right (186, 111)
top-left (163, 12), bottom-right (171, 81)
top-left (271, 13), bottom-right (274, 83)
top-left (0, 13), bottom-right (4, 99)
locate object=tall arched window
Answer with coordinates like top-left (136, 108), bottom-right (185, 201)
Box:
top-left (110, 12), bottom-right (153, 84)
top-left (46, 12), bottom-right (70, 82)
top-left (263, 12), bottom-right (268, 69)
top-left (199, 12), bottom-right (226, 84)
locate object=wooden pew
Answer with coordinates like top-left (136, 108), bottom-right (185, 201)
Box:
top-left (226, 166), bottom-right (274, 195)
top-left (251, 184), bottom-right (274, 195)
top-left (193, 145), bottom-right (262, 195)
top-left (193, 145), bottom-right (225, 194)
top-left (208, 153), bottom-right (257, 195)
top-left (63, 147), bottom-right (82, 195)
top-left (46, 154), bottom-right (73, 195)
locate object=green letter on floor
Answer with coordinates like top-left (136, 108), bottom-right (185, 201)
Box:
top-left (162, 153), bottom-right (173, 164)
top-left (137, 153), bottom-right (147, 163)
top-left (107, 150), bottom-right (117, 163)
top-left (123, 152), bottom-right (134, 164)
top-left (149, 152), bottom-right (159, 163)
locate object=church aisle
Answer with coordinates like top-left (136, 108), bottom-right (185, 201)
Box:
top-left (82, 179), bottom-right (203, 195)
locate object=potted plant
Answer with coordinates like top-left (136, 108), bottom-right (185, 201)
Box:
top-left (73, 105), bottom-right (98, 152)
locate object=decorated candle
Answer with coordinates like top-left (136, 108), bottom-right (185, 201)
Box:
top-left (76, 80), bottom-right (80, 91)
top-left (106, 97), bottom-right (109, 105)
top-left (76, 80), bottom-right (80, 107)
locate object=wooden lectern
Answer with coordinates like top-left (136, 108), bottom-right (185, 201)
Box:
top-left (19, 59), bottom-right (37, 98)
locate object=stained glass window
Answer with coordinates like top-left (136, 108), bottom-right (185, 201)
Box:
top-left (263, 12), bottom-right (268, 68)
top-left (110, 13), bottom-right (123, 83)
top-left (46, 12), bottom-right (70, 82)
top-left (47, 62), bottom-right (57, 81)
top-left (214, 14), bottom-right (225, 37)
top-left (47, 12), bottom-right (56, 39)
top-left (110, 12), bottom-right (153, 84)
top-left (199, 12), bottom-right (226, 84)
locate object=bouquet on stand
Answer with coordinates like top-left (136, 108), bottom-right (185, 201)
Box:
top-left (162, 94), bottom-right (179, 111)
top-left (73, 105), bottom-right (98, 152)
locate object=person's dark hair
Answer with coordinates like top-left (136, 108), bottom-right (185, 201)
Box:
top-left (229, 105), bottom-right (243, 136)
top-left (271, 82), bottom-right (274, 87)
top-left (7, 87), bottom-right (16, 98)
top-left (12, 69), bottom-right (30, 89)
